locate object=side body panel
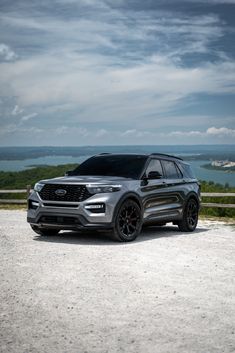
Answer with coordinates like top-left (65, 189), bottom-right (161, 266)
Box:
top-left (139, 157), bottom-right (199, 224)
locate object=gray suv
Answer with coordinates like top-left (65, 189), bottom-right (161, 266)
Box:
top-left (27, 153), bottom-right (200, 241)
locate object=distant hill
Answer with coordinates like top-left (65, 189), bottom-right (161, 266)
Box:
top-left (0, 145), bottom-right (235, 161)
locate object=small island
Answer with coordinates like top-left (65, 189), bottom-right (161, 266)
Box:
top-left (202, 160), bottom-right (235, 172)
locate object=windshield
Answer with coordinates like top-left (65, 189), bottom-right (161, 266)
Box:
top-left (72, 155), bottom-right (148, 179)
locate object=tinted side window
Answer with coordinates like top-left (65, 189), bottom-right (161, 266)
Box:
top-left (162, 160), bottom-right (180, 179)
top-left (145, 159), bottom-right (163, 177)
top-left (179, 163), bottom-right (195, 178)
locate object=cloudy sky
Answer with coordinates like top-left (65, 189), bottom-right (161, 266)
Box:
top-left (0, 0), bottom-right (235, 146)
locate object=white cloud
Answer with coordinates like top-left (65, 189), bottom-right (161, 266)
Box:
top-left (1, 123), bottom-right (234, 145)
top-left (0, 1), bottom-right (234, 145)
top-left (55, 126), bottom-right (69, 135)
top-left (0, 124), bottom-right (42, 135)
top-left (117, 126), bottom-right (235, 144)
top-left (186, 0), bottom-right (235, 3)
top-left (206, 126), bottom-right (235, 137)
top-left (118, 126), bottom-right (235, 141)
top-left (96, 129), bottom-right (108, 137)
top-left (164, 126), bottom-right (235, 139)
top-left (121, 129), bottom-right (137, 136)
top-left (20, 112), bottom-right (38, 122)
top-left (55, 126), bottom-right (90, 137)
top-left (11, 105), bottom-right (24, 115)
top-left (1, 52), bottom-right (234, 128)
top-left (168, 130), bottom-right (204, 137)
top-left (0, 44), bottom-right (17, 61)
top-left (0, 6), bottom-right (232, 125)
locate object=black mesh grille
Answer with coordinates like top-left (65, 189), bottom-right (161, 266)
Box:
top-left (43, 203), bottom-right (78, 208)
top-left (39, 215), bottom-right (80, 225)
top-left (39, 184), bottom-right (92, 202)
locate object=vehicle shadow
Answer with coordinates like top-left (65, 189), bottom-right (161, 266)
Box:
top-left (33, 225), bottom-right (209, 246)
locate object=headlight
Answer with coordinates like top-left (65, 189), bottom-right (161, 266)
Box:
top-left (86, 184), bottom-right (122, 194)
top-left (34, 182), bottom-right (44, 192)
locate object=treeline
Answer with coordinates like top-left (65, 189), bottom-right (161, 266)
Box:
top-left (0, 165), bottom-right (234, 218)
top-left (0, 164), bottom-right (77, 189)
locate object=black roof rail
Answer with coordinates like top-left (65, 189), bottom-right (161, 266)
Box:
top-left (97, 152), bottom-right (111, 155)
top-left (150, 153), bottom-right (183, 161)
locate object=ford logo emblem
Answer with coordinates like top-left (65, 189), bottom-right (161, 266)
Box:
top-left (55, 189), bottom-right (67, 196)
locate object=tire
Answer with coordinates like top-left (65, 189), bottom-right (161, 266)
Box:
top-left (30, 225), bottom-right (59, 236)
top-left (113, 199), bottom-right (142, 242)
top-left (178, 198), bottom-right (199, 232)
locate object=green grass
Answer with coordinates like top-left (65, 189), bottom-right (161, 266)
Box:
top-left (199, 180), bottom-right (235, 218)
top-left (0, 204), bottom-right (26, 210)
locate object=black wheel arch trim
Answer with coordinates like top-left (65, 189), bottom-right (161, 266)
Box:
top-left (111, 192), bottom-right (143, 224)
top-left (183, 192), bottom-right (200, 210)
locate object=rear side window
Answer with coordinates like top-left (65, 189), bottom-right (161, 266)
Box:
top-left (145, 159), bottom-right (163, 177)
top-left (178, 163), bottom-right (195, 178)
top-left (162, 160), bottom-right (181, 179)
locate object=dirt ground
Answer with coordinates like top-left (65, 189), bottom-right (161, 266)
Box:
top-left (0, 210), bottom-right (234, 353)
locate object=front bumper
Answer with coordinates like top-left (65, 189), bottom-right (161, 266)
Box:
top-left (27, 190), bottom-right (122, 231)
top-left (27, 214), bottom-right (113, 231)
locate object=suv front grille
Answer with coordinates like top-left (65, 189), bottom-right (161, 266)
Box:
top-left (39, 184), bottom-right (92, 202)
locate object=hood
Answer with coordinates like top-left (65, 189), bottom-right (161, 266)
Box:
top-left (40, 175), bottom-right (129, 184)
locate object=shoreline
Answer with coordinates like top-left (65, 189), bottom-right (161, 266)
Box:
top-left (202, 163), bottom-right (235, 173)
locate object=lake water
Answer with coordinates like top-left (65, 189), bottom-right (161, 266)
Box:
top-left (189, 160), bottom-right (235, 186)
top-left (0, 155), bottom-right (88, 172)
top-left (0, 155), bottom-right (234, 186)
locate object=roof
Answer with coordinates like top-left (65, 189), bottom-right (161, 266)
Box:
top-left (96, 152), bottom-right (183, 161)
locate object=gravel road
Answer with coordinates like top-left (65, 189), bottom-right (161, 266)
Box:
top-left (0, 210), bottom-right (235, 353)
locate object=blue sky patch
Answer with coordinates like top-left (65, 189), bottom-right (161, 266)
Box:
top-left (0, 0), bottom-right (234, 145)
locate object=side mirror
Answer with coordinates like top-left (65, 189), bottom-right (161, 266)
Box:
top-left (65, 170), bottom-right (74, 176)
top-left (147, 171), bottom-right (162, 179)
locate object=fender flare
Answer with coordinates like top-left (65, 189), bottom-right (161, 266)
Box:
top-left (183, 191), bottom-right (200, 211)
top-left (111, 192), bottom-right (143, 224)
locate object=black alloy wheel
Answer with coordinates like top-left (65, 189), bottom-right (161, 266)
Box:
top-left (178, 198), bottom-right (199, 232)
top-left (113, 199), bottom-right (142, 242)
